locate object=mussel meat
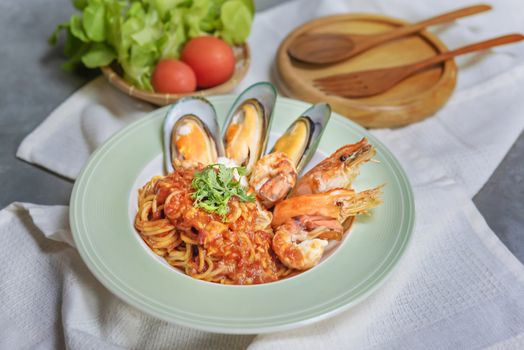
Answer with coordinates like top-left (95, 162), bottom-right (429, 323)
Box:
top-left (270, 103), bottom-right (331, 173)
top-left (222, 82), bottom-right (277, 174)
top-left (163, 97), bottom-right (224, 173)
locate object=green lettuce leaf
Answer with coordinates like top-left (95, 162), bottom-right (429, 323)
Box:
top-left (184, 0), bottom-right (212, 38)
top-left (48, 22), bottom-right (69, 45)
top-left (70, 15), bottom-right (89, 42)
top-left (62, 32), bottom-right (91, 71)
top-left (105, 1), bottom-right (123, 57)
top-left (147, 0), bottom-right (187, 20)
top-left (159, 9), bottom-right (186, 58)
top-left (220, 0), bottom-right (252, 44)
top-left (238, 0), bottom-right (254, 15)
top-left (73, 0), bottom-right (88, 11)
top-left (82, 2), bottom-right (107, 42)
top-left (81, 42), bottom-right (116, 67)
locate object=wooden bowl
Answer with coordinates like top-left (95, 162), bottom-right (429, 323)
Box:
top-left (101, 43), bottom-right (250, 106)
top-left (275, 14), bottom-right (457, 128)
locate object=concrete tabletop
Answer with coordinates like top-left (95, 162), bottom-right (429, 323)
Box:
top-left (1, 1), bottom-right (523, 263)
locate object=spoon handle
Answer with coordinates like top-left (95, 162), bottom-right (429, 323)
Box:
top-left (407, 34), bottom-right (524, 74)
top-left (371, 4), bottom-right (491, 44)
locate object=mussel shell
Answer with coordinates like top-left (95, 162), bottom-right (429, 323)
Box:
top-left (221, 82), bottom-right (277, 174)
top-left (271, 103), bottom-right (331, 173)
top-left (163, 97), bottom-right (224, 173)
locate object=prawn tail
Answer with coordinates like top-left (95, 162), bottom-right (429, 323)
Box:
top-left (340, 185), bottom-right (384, 218)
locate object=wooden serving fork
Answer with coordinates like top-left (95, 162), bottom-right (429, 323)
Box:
top-left (313, 34), bottom-right (524, 98)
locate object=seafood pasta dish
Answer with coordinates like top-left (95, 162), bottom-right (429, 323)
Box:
top-left (134, 83), bottom-right (383, 285)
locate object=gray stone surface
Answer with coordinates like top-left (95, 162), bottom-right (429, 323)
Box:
top-left (0, 0), bottom-right (92, 205)
top-left (474, 134), bottom-right (524, 262)
top-left (0, 0), bottom-right (522, 264)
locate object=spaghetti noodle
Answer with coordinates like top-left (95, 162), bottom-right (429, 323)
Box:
top-left (134, 165), bottom-right (292, 285)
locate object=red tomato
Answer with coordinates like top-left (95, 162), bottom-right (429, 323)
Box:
top-left (152, 59), bottom-right (197, 93)
top-left (181, 36), bottom-right (235, 88)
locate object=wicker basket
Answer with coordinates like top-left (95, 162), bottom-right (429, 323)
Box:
top-left (101, 43), bottom-right (250, 106)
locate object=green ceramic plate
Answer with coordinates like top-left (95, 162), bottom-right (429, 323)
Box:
top-left (70, 96), bottom-right (414, 334)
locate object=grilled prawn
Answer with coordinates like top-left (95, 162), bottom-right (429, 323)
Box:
top-left (291, 138), bottom-right (376, 196)
top-left (272, 187), bottom-right (383, 270)
top-left (249, 152), bottom-right (298, 209)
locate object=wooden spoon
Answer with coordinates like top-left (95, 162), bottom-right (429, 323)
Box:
top-left (313, 34), bottom-right (524, 98)
top-left (288, 4), bottom-right (491, 65)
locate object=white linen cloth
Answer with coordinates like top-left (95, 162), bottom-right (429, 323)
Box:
top-left (5, 0), bottom-right (524, 348)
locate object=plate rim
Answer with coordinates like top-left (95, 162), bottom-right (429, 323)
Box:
top-left (70, 95), bottom-right (415, 334)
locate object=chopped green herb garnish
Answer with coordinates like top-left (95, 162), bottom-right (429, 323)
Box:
top-left (191, 164), bottom-right (255, 219)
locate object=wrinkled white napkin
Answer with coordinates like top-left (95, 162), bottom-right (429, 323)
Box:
top-left (4, 145), bottom-right (524, 349)
top-left (16, 77), bottom-right (154, 180)
top-left (250, 161), bottom-right (524, 350)
top-left (0, 204), bottom-right (254, 350)
top-left (6, 0), bottom-right (524, 348)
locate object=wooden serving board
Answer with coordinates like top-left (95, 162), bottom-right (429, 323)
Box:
top-left (275, 14), bottom-right (457, 128)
